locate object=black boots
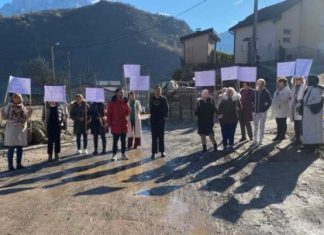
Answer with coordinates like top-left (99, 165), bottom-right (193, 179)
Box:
top-left (202, 144), bottom-right (207, 153)
top-left (202, 144), bottom-right (218, 153)
top-left (48, 153), bottom-right (59, 162)
top-left (48, 154), bottom-right (53, 162)
top-left (55, 153), bottom-right (60, 161)
top-left (213, 143), bottom-right (218, 152)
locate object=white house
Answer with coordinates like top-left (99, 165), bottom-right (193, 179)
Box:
top-left (229, 0), bottom-right (324, 65)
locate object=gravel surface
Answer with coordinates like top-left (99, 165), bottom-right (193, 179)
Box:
top-left (0, 119), bottom-right (323, 235)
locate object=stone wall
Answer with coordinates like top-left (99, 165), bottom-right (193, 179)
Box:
top-left (165, 87), bottom-right (219, 123)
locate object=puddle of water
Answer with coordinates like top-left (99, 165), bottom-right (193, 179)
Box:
top-left (136, 185), bottom-right (181, 197)
top-left (137, 188), bottom-right (152, 197)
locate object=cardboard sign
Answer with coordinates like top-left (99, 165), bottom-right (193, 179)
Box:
top-left (7, 75), bottom-right (31, 95)
top-left (44, 86), bottom-right (66, 102)
top-left (195, 70), bottom-right (216, 87)
top-left (130, 76), bottom-right (150, 91)
top-left (238, 67), bottom-right (257, 82)
top-left (221, 67), bottom-right (238, 81)
top-left (86, 88), bottom-right (105, 103)
top-left (123, 64), bottom-right (141, 78)
top-left (295, 59), bottom-right (313, 77)
top-left (277, 61), bottom-right (296, 77)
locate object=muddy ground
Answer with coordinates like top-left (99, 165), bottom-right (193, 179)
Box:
top-left (0, 118), bottom-right (323, 235)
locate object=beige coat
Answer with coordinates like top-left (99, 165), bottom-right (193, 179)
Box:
top-left (289, 84), bottom-right (307, 121)
top-left (127, 100), bottom-right (142, 139)
top-left (1, 103), bottom-right (28, 147)
top-left (271, 85), bottom-right (291, 118)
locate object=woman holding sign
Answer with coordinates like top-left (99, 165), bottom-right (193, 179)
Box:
top-left (252, 79), bottom-right (272, 145)
top-left (195, 89), bottom-right (217, 153)
top-left (42, 102), bottom-right (67, 161)
top-left (289, 76), bottom-right (306, 145)
top-left (1, 94), bottom-right (32, 171)
top-left (150, 85), bottom-right (169, 160)
top-left (239, 82), bottom-right (254, 142)
top-left (70, 94), bottom-right (90, 155)
top-left (218, 88), bottom-right (242, 151)
top-left (89, 102), bottom-right (107, 155)
top-left (271, 77), bottom-right (291, 141)
top-left (107, 88), bottom-right (130, 161)
top-left (127, 92), bottom-right (142, 149)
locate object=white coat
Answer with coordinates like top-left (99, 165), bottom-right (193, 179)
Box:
top-left (127, 99), bottom-right (142, 139)
top-left (271, 85), bottom-right (291, 118)
top-left (1, 103), bottom-right (28, 147)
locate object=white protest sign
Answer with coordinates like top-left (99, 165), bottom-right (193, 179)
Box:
top-left (238, 67), bottom-right (257, 82)
top-left (221, 67), bottom-right (238, 81)
top-left (123, 64), bottom-right (141, 78)
top-left (7, 75), bottom-right (31, 95)
top-left (130, 76), bottom-right (150, 91)
top-left (295, 59), bottom-right (313, 77)
top-left (194, 70), bottom-right (216, 87)
top-left (44, 86), bottom-right (66, 102)
top-left (86, 88), bottom-right (105, 102)
top-left (277, 61), bottom-right (296, 77)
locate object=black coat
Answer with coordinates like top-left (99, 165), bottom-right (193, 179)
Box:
top-left (218, 97), bottom-right (242, 124)
top-left (195, 97), bottom-right (216, 135)
top-left (252, 88), bottom-right (272, 113)
top-left (150, 95), bottom-right (169, 124)
top-left (42, 104), bottom-right (66, 130)
top-left (89, 102), bottom-right (106, 135)
top-left (70, 101), bottom-right (90, 134)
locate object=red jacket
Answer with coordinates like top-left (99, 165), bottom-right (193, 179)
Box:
top-left (107, 96), bottom-right (130, 134)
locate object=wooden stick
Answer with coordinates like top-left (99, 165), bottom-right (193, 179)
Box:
top-left (85, 100), bottom-right (88, 133)
top-left (3, 92), bottom-right (8, 106)
top-left (29, 94), bottom-right (33, 130)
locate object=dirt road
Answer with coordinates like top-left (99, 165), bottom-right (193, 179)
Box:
top-left (0, 122), bottom-right (323, 235)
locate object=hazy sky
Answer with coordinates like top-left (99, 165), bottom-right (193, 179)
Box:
top-left (0, 0), bottom-right (285, 32)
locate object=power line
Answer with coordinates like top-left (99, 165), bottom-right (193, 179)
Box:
top-left (61, 0), bottom-right (209, 49)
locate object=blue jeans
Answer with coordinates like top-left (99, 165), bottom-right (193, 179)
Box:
top-left (222, 123), bottom-right (238, 148)
top-left (7, 146), bottom-right (23, 168)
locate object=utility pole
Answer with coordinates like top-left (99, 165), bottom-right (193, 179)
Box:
top-left (252, 0), bottom-right (259, 65)
top-left (67, 50), bottom-right (71, 100)
top-left (51, 42), bottom-right (60, 83)
top-left (51, 44), bottom-right (56, 83)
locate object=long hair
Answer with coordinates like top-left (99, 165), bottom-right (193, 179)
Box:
top-left (12, 93), bottom-right (24, 104)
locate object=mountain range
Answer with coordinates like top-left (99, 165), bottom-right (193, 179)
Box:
top-left (0, 0), bottom-right (234, 54)
top-left (0, 0), bottom-right (193, 100)
top-left (0, 0), bottom-right (98, 16)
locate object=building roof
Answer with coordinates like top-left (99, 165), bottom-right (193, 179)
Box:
top-left (180, 28), bottom-right (220, 42)
top-left (229, 0), bottom-right (301, 31)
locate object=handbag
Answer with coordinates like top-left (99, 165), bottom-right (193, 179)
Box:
top-left (308, 98), bottom-right (323, 114)
top-left (305, 88), bottom-right (324, 114)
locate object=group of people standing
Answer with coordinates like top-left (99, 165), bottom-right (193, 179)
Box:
top-left (195, 75), bottom-right (324, 153)
top-left (1, 85), bottom-right (169, 171)
top-left (1, 75), bottom-right (323, 172)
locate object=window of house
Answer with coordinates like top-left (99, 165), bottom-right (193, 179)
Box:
top-left (318, 42), bottom-right (324, 54)
top-left (283, 29), bottom-right (291, 35)
top-left (283, 37), bottom-right (291, 43)
top-left (320, 16), bottom-right (324, 26)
